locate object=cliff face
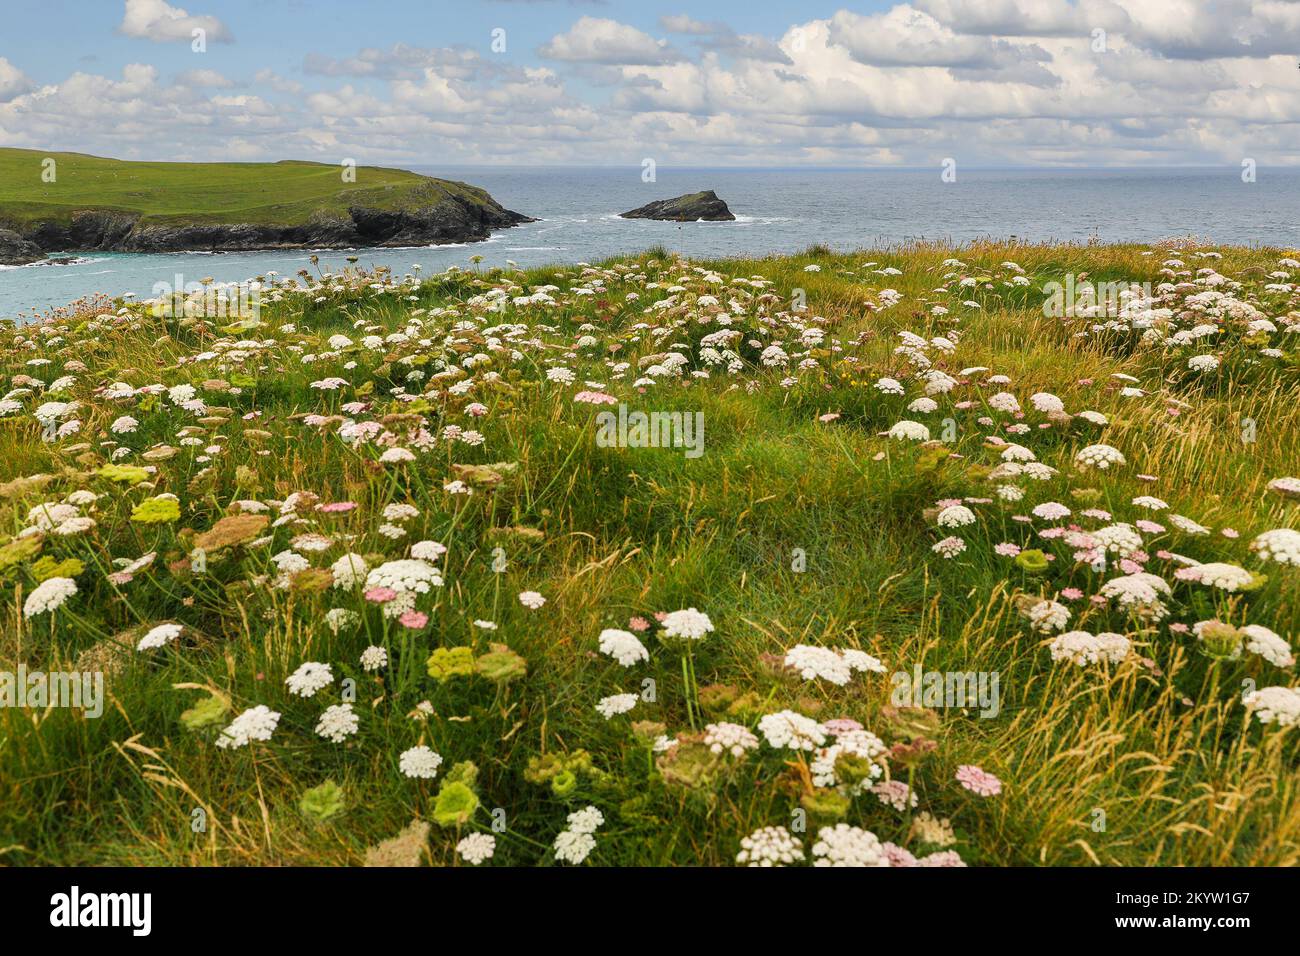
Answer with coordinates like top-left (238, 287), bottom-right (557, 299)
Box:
top-left (10, 191), bottom-right (532, 258)
top-left (0, 227), bottom-right (45, 265)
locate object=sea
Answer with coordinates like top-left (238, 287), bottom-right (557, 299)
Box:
top-left (3, 165), bottom-right (1298, 318)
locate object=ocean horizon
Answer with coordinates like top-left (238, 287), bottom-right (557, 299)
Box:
top-left (3, 164), bottom-right (1297, 317)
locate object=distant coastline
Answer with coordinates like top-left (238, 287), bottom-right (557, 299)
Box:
top-left (0, 149), bottom-right (532, 265)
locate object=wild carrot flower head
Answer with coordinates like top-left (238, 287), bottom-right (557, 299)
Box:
top-left (955, 764), bottom-right (1002, 797)
top-left (659, 607), bottom-right (714, 640)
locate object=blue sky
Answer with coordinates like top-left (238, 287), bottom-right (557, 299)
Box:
top-left (0, 0), bottom-right (1297, 167)
top-left (4, 1), bottom-right (883, 88)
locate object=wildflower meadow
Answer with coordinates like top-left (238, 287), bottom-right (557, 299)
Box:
top-left (1, 240), bottom-right (1297, 867)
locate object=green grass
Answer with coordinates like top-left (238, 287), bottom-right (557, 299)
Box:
top-left (0, 148), bottom-right (495, 229)
top-left (0, 240), bottom-right (1298, 867)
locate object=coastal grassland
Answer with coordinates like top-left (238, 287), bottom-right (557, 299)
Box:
top-left (0, 240), bottom-right (1298, 867)
top-left (0, 147), bottom-right (493, 229)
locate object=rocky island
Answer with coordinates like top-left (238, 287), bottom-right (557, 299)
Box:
top-left (0, 148), bottom-right (532, 264)
top-left (620, 190), bottom-right (735, 222)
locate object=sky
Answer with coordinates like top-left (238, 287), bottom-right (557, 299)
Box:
top-left (0, 0), bottom-right (1297, 167)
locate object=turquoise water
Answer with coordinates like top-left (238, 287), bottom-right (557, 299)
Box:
top-left (3, 166), bottom-right (1297, 318)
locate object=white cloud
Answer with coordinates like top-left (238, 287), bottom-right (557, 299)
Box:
top-left (828, 7), bottom-right (1055, 83)
top-left (176, 68), bottom-right (233, 88)
top-left (0, 57), bottom-right (31, 103)
top-left (118, 0), bottom-right (231, 44)
top-left (539, 17), bottom-right (681, 64)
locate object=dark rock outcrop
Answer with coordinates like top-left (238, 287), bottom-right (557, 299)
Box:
top-left (7, 184), bottom-right (533, 256)
top-left (0, 227), bottom-right (44, 265)
top-left (620, 190), bottom-right (735, 222)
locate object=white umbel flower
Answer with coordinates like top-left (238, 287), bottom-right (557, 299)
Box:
top-left (286, 661), bottom-right (334, 698)
top-left (360, 645), bottom-right (388, 672)
top-left (784, 644), bottom-right (853, 685)
top-left (1242, 686), bottom-right (1300, 727)
top-left (1076, 443), bottom-right (1126, 469)
top-left (1026, 600), bottom-right (1070, 634)
top-left (456, 833), bottom-right (496, 865)
top-left (887, 420), bottom-right (930, 441)
top-left (553, 829), bottom-right (596, 865)
top-left (703, 721), bottom-right (760, 757)
top-left (936, 504), bottom-right (976, 528)
top-left (1242, 625), bottom-right (1295, 668)
top-left (598, 628), bottom-right (649, 667)
top-left (660, 607), bottom-right (714, 640)
top-left (811, 824), bottom-right (889, 867)
top-left (596, 693), bottom-right (638, 719)
top-left (736, 826), bottom-right (804, 867)
top-left (216, 705), bottom-right (281, 749)
top-left (23, 576), bottom-right (77, 618)
top-left (315, 703), bottom-right (359, 743)
top-left (399, 745), bottom-right (443, 779)
top-left (366, 559), bottom-right (443, 593)
top-left (330, 553), bottom-right (369, 589)
top-left (137, 622), bottom-right (183, 651)
top-left (1048, 630), bottom-right (1132, 666)
top-left (1185, 562), bottom-right (1255, 592)
top-left (758, 710), bottom-right (826, 750)
top-left (566, 806), bottom-right (604, 834)
top-left (1251, 528), bottom-right (1300, 566)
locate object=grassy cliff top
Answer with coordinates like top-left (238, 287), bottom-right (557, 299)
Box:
top-left (0, 148), bottom-right (493, 228)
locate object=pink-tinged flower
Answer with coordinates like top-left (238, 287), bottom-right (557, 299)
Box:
top-left (653, 611), bottom-right (667, 622)
top-left (1221, 528), bottom-right (1239, 539)
top-left (1156, 549), bottom-right (1175, 560)
top-left (956, 764), bottom-right (1002, 797)
top-left (107, 571), bottom-right (134, 585)
top-left (1090, 594), bottom-right (1108, 605)
top-left (882, 842), bottom-right (918, 867)
top-left (1168, 622), bottom-right (1190, 634)
top-left (317, 501), bottom-right (358, 513)
top-left (918, 850), bottom-right (967, 868)
top-left (1119, 559), bottom-right (1144, 574)
top-left (1166, 407), bottom-right (1181, 417)
top-left (822, 717), bottom-right (863, 735)
top-left (573, 390), bottom-right (618, 406)
top-left (1039, 527), bottom-right (1067, 540)
top-left (518, 590), bottom-right (546, 610)
top-left (628, 616), bottom-right (650, 632)
top-left (1137, 474), bottom-right (1158, 482)
top-left (1059, 587), bottom-right (1083, 600)
top-left (465, 402), bottom-right (488, 417)
top-left (1135, 520), bottom-right (1164, 534)
top-left (995, 542), bottom-right (1021, 557)
top-left (365, 586), bottom-right (398, 604)
top-left (818, 412), bottom-right (841, 423)
top-left (1077, 378), bottom-right (1093, 386)
top-left (936, 498), bottom-right (963, 508)
top-left (398, 610), bottom-right (428, 629)
top-left (954, 400), bottom-right (975, 409)
top-left (1174, 567), bottom-right (1201, 582)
